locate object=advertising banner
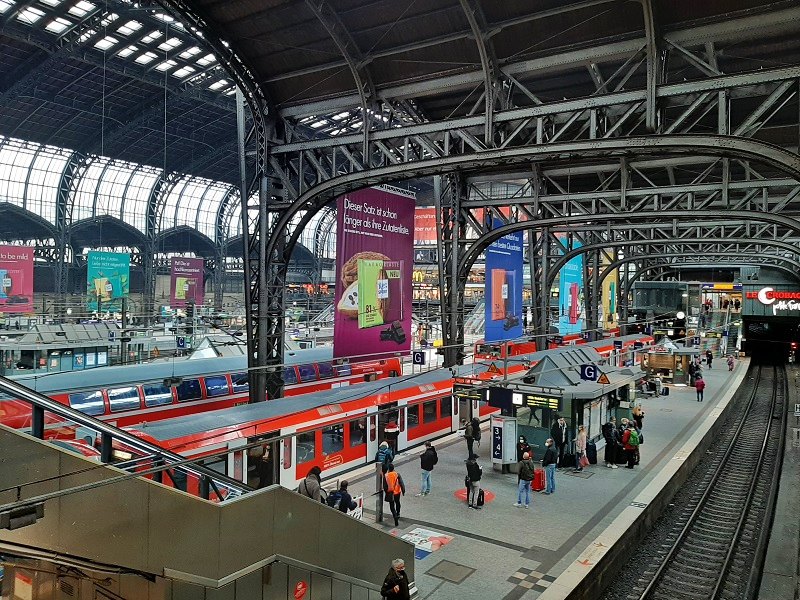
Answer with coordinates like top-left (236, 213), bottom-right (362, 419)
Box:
top-left (86, 251), bottom-right (130, 312)
top-left (557, 238), bottom-right (585, 335)
top-left (0, 245), bottom-right (34, 313)
top-left (600, 259), bottom-right (619, 331)
top-left (334, 186), bottom-right (415, 360)
top-left (414, 207), bottom-right (438, 245)
top-left (169, 257), bottom-right (204, 308)
top-left (484, 221), bottom-right (524, 342)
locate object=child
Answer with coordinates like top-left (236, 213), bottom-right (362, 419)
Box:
top-left (727, 355), bottom-right (734, 371)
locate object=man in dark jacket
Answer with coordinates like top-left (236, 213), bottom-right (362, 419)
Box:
top-left (542, 438), bottom-right (558, 495)
top-left (417, 441), bottom-right (438, 496)
top-left (328, 480), bottom-right (358, 512)
top-left (381, 558), bottom-right (410, 599)
top-left (465, 454), bottom-right (483, 509)
top-left (602, 418), bottom-right (619, 469)
top-left (514, 451), bottom-right (535, 508)
top-left (462, 419), bottom-right (475, 459)
top-left (550, 416), bottom-right (568, 467)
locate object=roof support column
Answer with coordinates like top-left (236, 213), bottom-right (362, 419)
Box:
top-left (213, 188), bottom-right (237, 312)
top-left (641, 0), bottom-right (661, 132)
top-left (55, 151), bottom-right (92, 315)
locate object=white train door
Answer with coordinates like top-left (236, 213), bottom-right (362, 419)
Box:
top-left (366, 406), bottom-right (379, 463)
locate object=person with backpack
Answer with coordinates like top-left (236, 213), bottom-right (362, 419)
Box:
top-left (462, 419), bottom-right (475, 459)
top-left (326, 480), bottom-right (358, 512)
top-left (465, 454), bottom-right (483, 509)
top-left (695, 375), bottom-right (706, 402)
top-left (514, 451), bottom-right (535, 508)
top-left (376, 441), bottom-right (394, 473)
top-left (621, 423), bottom-right (640, 469)
top-left (417, 441), bottom-right (438, 496)
top-left (298, 466), bottom-right (324, 503)
top-left (383, 463), bottom-right (405, 526)
top-left (542, 438), bottom-right (558, 494)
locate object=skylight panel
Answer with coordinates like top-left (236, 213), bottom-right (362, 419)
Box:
top-left (140, 30), bottom-right (162, 44)
top-left (116, 45), bottom-right (137, 58)
top-left (310, 121), bottom-right (326, 129)
top-left (154, 59), bottom-right (177, 72)
top-left (117, 20), bottom-right (142, 36)
top-left (196, 53), bottom-right (216, 67)
top-left (94, 35), bottom-right (119, 51)
top-left (208, 79), bottom-right (229, 91)
top-left (41, 0), bottom-right (63, 7)
top-left (0, 0), bottom-right (12, 14)
top-left (179, 46), bottom-right (201, 59)
top-left (158, 37), bottom-right (182, 51)
top-left (69, 0), bottom-right (95, 17)
top-left (172, 65), bottom-right (196, 79)
top-left (134, 51), bottom-right (158, 65)
top-left (17, 6), bottom-right (45, 24)
top-left (153, 12), bottom-right (174, 23)
top-left (45, 17), bottom-right (71, 33)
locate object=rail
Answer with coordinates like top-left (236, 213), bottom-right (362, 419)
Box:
top-left (0, 375), bottom-right (252, 501)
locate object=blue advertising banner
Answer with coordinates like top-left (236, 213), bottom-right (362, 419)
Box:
top-left (557, 238), bottom-right (585, 335)
top-left (484, 222), bottom-right (523, 342)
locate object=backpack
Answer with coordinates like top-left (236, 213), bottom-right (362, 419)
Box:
top-left (628, 430), bottom-right (640, 447)
top-left (326, 491), bottom-right (343, 510)
top-left (471, 419), bottom-right (481, 441)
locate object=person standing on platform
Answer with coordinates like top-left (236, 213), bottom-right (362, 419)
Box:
top-left (542, 438), bottom-right (558, 494)
top-left (417, 441), bottom-right (438, 496)
top-left (574, 425), bottom-right (587, 472)
top-left (632, 405), bottom-right (645, 430)
top-left (514, 451), bottom-right (535, 508)
top-left (602, 417), bottom-right (619, 468)
top-left (298, 466), bottom-right (323, 502)
top-left (384, 420), bottom-right (400, 454)
top-left (621, 423), bottom-right (639, 469)
top-left (706, 349), bottom-right (714, 369)
top-left (550, 416), bottom-right (568, 467)
top-left (727, 354), bottom-right (734, 371)
top-left (376, 441), bottom-right (394, 473)
top-left (695, 375), bottom-right (706, 402)
top-left (381, 558), bottom-right (411, 600)
top-left (462, 419), bottom-right (475, 459)
top-left (383, 464), bottom-right (405, 526)
top-left (516, 435), bottom-right (532, 462)
top-left (465, 454), bottom-right (483, 509)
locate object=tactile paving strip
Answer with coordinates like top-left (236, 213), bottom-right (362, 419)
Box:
top-left (507, 567), bottom-right (557, 592)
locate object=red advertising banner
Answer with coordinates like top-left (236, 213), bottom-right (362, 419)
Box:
top-left (334, 186), bottom-right (415, 360)
top-left (414, 207), bottom-right (438, 245)
top-left (169, 257), bottom-right (205, 307)
top-left (0, 245), bottom-right (34, 313)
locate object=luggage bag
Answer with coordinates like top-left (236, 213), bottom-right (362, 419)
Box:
top-left (476, 489), bottom-right (485, 507)
top-left (560, 452), bottom-right (576, 468)
top-left (532, 468), bottom-right (546, 492)
top-left (586, 440), bottom-right (598, 464)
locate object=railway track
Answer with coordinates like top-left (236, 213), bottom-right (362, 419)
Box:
top-left (621, 364), bottom-right (787, 600)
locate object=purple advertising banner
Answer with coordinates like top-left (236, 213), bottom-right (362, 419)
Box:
top-left (0, 245), bottom-right (34, 314)
top-left (169, 257), bottom-right (204, 308)
top-left (334, 186), bottom-right (415, 361)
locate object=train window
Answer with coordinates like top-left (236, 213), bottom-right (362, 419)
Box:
top-left (199, 456), bottom-right (227, 476)
top-left (283, 367), bottom-right (298, 385)
top-left (296, 431), bottom-right (315, 465)
top-left (231, 373), bottom-right (249, 393)
top-left (107, 387), bottom-right (141, 413)
top-left (143, 383), bottom-right (173, 407)
top-left (407, 404), bottom-right (420, 429)
top-left (335, 364), bottom-right (352, 377)
top-left (322, 424), bottom-right (344, 455)
top-left (204, 375), bottom-right (230, 397)
top-left (422, 400), bottom-right (437, 423)
top-left (440, 396), bottom-right (452, 418)
top-left (317, 362), bottom-right (334, 379)
top-left (297, 364), bottom-right (317, 383)
top-left (68, 391), bottom-right (104, 416)
top-left (349, 418), bottom-right (366, 447)
top-left (176, 379), bottom-right (202, 402)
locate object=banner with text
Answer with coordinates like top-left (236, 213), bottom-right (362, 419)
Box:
top-left (86, 251), bottom-right (130, 312)
top-left (484, 221), bottom-right (524, 342)
top-left (170, 257), bottom-right (204, 307)
top-left (557, 238), bottom-right (585, 335)
top-left (414, 207), bottom-right (438, 245)
top-left (334, 186), bottom-right (415, 360)
top-left (0, 245), bottom-right (34, 313)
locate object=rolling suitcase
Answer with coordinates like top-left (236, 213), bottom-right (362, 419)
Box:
top-left (532, 469), bottom-right (546, 492)
top-left (586, 440), bottom-right (598, 465)
top-left (476, 489), bottom-right (485, 507)
top-left (561, 452), bottom-right (576, 468)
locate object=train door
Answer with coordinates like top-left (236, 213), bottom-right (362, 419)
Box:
top-left (396, 398), bottom-right (409, 451)
top-left (378, 402), bottom-right (400, 454)
top-left (449, 394), bottom-right (460, 431)
top-left (366, 406), bottom-right (379, 462)
top-left (279, 425), bottom-right (300, 489)
top-left (246, 432), bottom-right (279, 489)
top-left (227, 438), bottom-right (247, 483)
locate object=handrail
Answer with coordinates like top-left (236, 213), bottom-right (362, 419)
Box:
top-left (0, 375), bottom-right (252, 498)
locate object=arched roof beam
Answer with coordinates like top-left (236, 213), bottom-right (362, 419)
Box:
top-left (266, 135), bottom-right (800, 263)
top-left (304, 0), bottom-right (376, 154)
top-left (0, 203), bottom-right (58, 240)
top-left (641, 0), bottom-right (662, 132)
top-left (459, 0), bottom-right (503, 143)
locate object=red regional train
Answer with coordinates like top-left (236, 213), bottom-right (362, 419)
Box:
top-left (120, 334), bottom-right (653, 491)
top-left (0, 347), bottom-right (403, 430)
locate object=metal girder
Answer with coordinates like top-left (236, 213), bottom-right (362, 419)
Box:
top-left (641, 0), bottom-right (660, 132)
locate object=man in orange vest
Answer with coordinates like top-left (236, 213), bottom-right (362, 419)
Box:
top-left (383, 463), bottom-right (406, 526)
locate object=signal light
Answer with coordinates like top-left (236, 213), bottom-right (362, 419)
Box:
top-left (791, 342), bottom-right (798, 350)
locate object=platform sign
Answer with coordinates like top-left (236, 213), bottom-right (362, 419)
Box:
top-left (492, 423), bottom-right (503, 461)
top-left (693, 336), bottom-right (701, 346)
top-left (613, 340), bottom-right (623, 350)
top-left (597, 373), bottom-right (611, 385)
top-left (176, 336), bottom-right (186, 349)
top-left (107, 330), bottom-right (116, 342)
top-left (413, 350), bottom-right (426, 365)
top-left (794, 403), bottom-right (800, 417)
top-left (579, 364), bottom-right (598, 381)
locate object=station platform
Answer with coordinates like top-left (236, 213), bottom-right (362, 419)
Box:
top-left (342, 357), bottom-right (750, 600)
